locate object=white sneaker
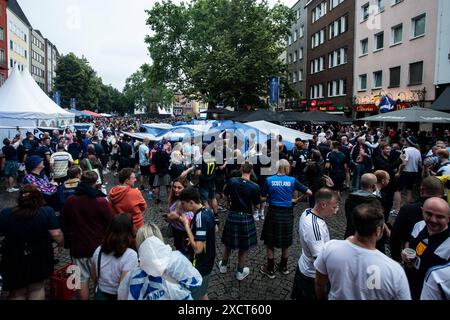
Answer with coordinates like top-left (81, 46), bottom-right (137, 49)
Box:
top-left (217, 260), bottom-right (228, 274)
top-left (236, 267), bottom-right (250, 281)
top-left (7, 188), bottom-right (19, 193)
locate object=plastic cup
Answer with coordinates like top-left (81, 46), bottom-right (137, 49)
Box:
top-left (402, 248), bottom-right (416, 261)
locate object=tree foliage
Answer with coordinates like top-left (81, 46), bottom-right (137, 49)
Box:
top-left (122, 64), bottom-right (175, 114)
top-left (53, 53), bottom-right (126, 114)
top-left (145, 0), bottom-right (294, 109)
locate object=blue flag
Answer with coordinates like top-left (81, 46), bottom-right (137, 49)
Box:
top-left (379, 96), bottom-right (397, 113)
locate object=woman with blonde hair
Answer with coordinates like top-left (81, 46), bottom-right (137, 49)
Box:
top-left (117, 223), bottom-right (202, 300)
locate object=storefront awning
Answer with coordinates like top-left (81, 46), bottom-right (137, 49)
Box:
top-left (432, 87), bottom-right (450, 111)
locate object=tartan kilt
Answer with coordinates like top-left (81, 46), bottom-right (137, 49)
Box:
top-left (260, 205), bottom-right (294, 248)
top-left (291, 266), bottom-right (316, 300)
top-left (221, 211), bottom-right (257, 251)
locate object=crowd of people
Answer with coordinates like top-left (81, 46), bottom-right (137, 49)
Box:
top-left (0, 117), bottom-right (449, 300)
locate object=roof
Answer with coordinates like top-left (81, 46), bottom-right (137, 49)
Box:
top-left (7, 0), bottom-right (32, 28)
top-left (33, 29), bottom-right (44, 39)
top-left (431, 86), bottom-right (450, 111)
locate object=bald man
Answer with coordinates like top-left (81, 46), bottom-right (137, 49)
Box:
top-left (403, 197), bottom-right (450, 299)
top-left (344, 173), bottom-right (382, 239)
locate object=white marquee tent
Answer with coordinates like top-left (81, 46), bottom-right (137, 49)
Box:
top-left (0, 68), bottom-right (74, 128)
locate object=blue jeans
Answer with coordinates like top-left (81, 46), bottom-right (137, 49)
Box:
top-left (352, 163), bottom-right (366, 192)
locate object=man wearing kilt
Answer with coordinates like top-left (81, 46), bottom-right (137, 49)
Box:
top-left (260, 159), bottom-right (312, 279)
top-left (291, 188), bottom-right (340, 300)
top-left (217, 163), bottom-right (261, 281)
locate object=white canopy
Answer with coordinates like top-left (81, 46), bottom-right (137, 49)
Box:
top-left (0, 68), bottom-right (75, 127)
top-left (246, 121), bottom-right (313, 142)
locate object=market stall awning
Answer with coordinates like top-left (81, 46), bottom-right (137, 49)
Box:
top-left (81, 110), bottom-right (103, 117)
top-left (431, 87), bottom-right (450, 111)
top-left (360, 106), bottom-right (450, 123)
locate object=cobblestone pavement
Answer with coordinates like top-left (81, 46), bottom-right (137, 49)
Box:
top-left (0, 173), bottom-right (354, 300)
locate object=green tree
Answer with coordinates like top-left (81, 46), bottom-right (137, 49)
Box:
top-left (145, 0), bottom-right (294, 109)
top-left (53, 53), bottom-right (101, 109)
top-left (122, 64), bottom-right (175, 115)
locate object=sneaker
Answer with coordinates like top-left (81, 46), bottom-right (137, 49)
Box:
top-left (236, 267), bottom-right (250, 281)
top-left (7, 187), bottom-right (19, 193)
top-left (217, 260), bottom-right (228, 274)
top-left (259, 266), bottom-right (276, 279)
top-left (275, 263), bottom-right (290, 275)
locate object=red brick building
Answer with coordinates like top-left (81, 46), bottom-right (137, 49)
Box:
top-left (0, 0), bottom-right (7, 86)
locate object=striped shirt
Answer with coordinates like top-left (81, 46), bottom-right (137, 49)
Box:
top-left (298, 208), bottom-right (330, 278)
top-left (421, 262), bottom-right (450, 300)
top-left (50, 151), bottom-right (73, 179)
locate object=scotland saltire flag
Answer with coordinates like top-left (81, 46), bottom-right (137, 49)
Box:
top-left (379, 96), bottom-right (397, 113)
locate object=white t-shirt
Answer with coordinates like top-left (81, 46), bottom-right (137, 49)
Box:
top-left (420, 262), bottom-right (450, 300)
top-left (314, 239), bottom-right (411, 300)
top-left (139, 144), bottom-right (150, 166)
top-left (298, 209), bottom-right (329, 278)
top-left (92, 246), bottom-right (139, 295)
top-left (404, 147), bottom-right (422, 173)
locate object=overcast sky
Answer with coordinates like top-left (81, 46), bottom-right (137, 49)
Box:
top-left (18, 0), bottom-right (298, 92)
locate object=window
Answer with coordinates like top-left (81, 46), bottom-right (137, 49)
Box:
top-left (374, 32), bottom-right (384, 51)
top-left (412, 14), bottom-right (426, 38)
top-left (359, 74), bottom-right (367, 91)
top-left (329, 47), bottom-right (348, 68)
top-left (330, 15), bottom-right (348, 39)
top-left (310, 84), bottom-right (324, 99)
top-left (389, 66), bottom-right (401, 87)
top-left (409, 61), bottom-right (423, 85)
top-left (293, 71), bottom-right (297, 83)
top-left (289, 53), bottom-right (293, 63)
top-left (361, 3), bottom-right (369, 21)
top-left (294, 29), bottom-right (298, 41)
top-left (328, 79), bottom-right (346, 97)
top-left (294, 50), bottom-right (298, 62)
top-left (312, 30), bottom-right (325, 48)
top-left (0, 27), bottom-right (3, 41)
top-left (10, 40), bottom-right (13, 50)
top-left (312, 1), bottom-right (327, 23)
top-left (360, 38), bottom-right (368, 55)
top-left (288, 35), bottom-right (292, 46)
top-left (377, 0), bottom-right (385, 12)
top-left (311, 57), bottom-right (326, 74)
top-left (296, 9), bottom-right (300, 20)
top-left (0, 49), bottom-right (4, 66)
top-left (330, 0), bottom-right (344, 10)
top-left (391, 24), bottom-right (403, 45)
top-left (299, 70), bottom-right (303, 81)
top-left (299, 25), bottom-right (304, 38)
top-left (299, 48), bottom-right (303, 60)
top-left (373, 71), bottom-right (383, 88)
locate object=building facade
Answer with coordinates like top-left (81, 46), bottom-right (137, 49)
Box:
top-left (7, 0), bottom-right (31, 73)
top-left (45, 38), bottom-right (59, 93)
top-left (353, 0), bottom-right (439, 117)
top-left (305, 0), bottom-right (354, 115)
top-left (31, 29), bottom-right (45, 90)
top-left (0, 0), bottom-right (7, 86)
top-left (434, 0), bottom-right (450, 96)
top-left (286, 0), bottom-right (308, 102)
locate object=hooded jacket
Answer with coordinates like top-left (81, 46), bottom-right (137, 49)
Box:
top-left (344, 190), bottom-right (382, 239)
top-left (60, 182), bottom-right (114, 258)
top-left (109, 185), bottom-right (147, 230)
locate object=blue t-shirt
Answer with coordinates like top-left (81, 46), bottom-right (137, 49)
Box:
top-left (190, 207), bottom-right (216, 276)
top-left (262, 175), bottom-right (308, 208)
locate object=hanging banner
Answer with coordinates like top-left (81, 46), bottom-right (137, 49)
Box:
top-left (268, 77), bottom-right (280, 105)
